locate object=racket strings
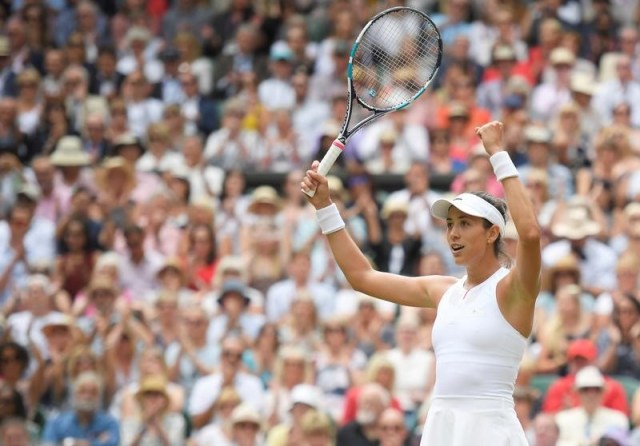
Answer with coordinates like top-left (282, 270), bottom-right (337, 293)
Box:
top-left (352, 10), bottom-right (440, 110)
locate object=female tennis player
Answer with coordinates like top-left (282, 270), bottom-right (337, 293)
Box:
top-left (301, 121), bottom-right (541, 445)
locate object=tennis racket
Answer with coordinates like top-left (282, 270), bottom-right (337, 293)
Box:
top-left (303, 6), bottom-right (442, 197)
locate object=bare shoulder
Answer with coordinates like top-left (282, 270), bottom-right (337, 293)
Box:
top-left (417, 275), bottom-right (458, 307)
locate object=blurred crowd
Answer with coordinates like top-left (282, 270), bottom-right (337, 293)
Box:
top-left (0, 0), bottom-right (640, 445)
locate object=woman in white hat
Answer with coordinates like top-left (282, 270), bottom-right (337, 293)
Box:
top-left (302, 121), bottom-right (541, 445)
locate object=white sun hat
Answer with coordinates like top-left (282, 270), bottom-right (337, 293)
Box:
top-left (431, 193), bottom-right (506, 236)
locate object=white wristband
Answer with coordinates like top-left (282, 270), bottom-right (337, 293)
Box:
top-left (490, 151), bottom-right (519, 181)
top-left (316, 203), bottom-right (346, 235)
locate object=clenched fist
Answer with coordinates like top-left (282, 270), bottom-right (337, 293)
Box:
top-left (475, 121), bottom-right (505, 156)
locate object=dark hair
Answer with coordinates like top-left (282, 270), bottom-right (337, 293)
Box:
top-left (0, 342), bottom-right (30, 374)
top-left (123, 223), bottom-right (144, 238)
top-left (0, 387), bottom-right (27, 421)
top-left (470, 191), bottom-right (511, 266)
top-left (58, 216), bottom-right (91, 254)
top-left (190, 223), bottom-right (217, 264)
top-left (613, 293), bottom-right (640, 325)
top-left (97, 44), bottom-right (117, 59)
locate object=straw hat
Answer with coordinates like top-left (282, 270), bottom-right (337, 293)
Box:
top-left (380, 198), bottom-right (409, 220)
top-left (113, 132), bottom-right (145, 156)
top-left (87, 275), bottom-right (119, 297)
top-left (448, 102), bottom-right (469, 119)
top-left (247, 186), bottom-right (282, 213)
top-left (524, 126), bottom-right (552, 144)
top-left (551, 207), bottom-right (601, 240)
top-left (230, 403), bottom-right (262, 427)
top-left (156, 257), bottom-right (185, 279)
top-left (492, 44), bottom-right (517, 62)
top-left (50, 136), bottom-right (91, 167)
top-left (550, 47), bottom-right (576, 66)
top-left (570, 73), bottom-right (597, 96)
top-left (327, 175), bottom-right (349, 202)
top-left (216, 386), bottom-right (242, 406)
top-left (135, 375), bottom-right (169, 402)
top-left (125, 27), bottom-right (151, 47)
top-left (96, 157), bottom-right (135, 190)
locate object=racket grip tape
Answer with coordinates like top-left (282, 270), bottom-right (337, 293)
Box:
top-left (303, 140), bottom-right (344, 197)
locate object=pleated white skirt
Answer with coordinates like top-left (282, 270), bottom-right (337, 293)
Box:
top-left (419, 397), bottom-right (529, 446)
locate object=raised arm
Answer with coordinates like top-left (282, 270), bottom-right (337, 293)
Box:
top-left (476, 122), bottom-right (542, 303)
top-left (302, 162), bottom-right (455, 309)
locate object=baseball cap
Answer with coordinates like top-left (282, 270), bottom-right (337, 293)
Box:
top-left (270, 42), bottom-right (294, 61)
top-left (575, 365), bottom-right (605, 389)
top-left (567, 339), bottom-right (597, 361)
top-left (289, 384), bottom-right (323, 411)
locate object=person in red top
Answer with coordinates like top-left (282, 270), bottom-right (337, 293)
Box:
top-left (542, 339), bottom-right (629, 415)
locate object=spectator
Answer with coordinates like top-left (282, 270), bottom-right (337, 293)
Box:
top-left (204, 99), bottom-right (261, 170)
top-left (207, 279), bottom-right (265, 346)
top-left (535, 284), bottom-right (592, 375)
top-left (41, 371), bottom-right (120, 446)
top-left (191, 386), bottom-right (242, 444)
top-left (258, 43), bottom-right (296, 111)
top-left (89, 45), bottom-right (124, 100)
top-left (315, 317), bottom-right (367, 421)
top-left (122, 71), bottom-right (164, 138)
top-left (53, 216), bottom-right (97, 301)
top-left (543, 339), bottom-right (629, 415)
top-left (594, 55), bottom-right (640, 127)
top-left (0, 37), bottom-right (18, 98)
top-left (112, 348), bottom-right (185, 420)
top-left (543, 202), bottom-right (617, 296)
top-left (226, 403), bottom-right (265, 446)
top-left (0, 355), bottom-right (32, 426)
top-left (596, 293), bottom-right (640, 378)
top-left (211, 23), bottom-right (268, 100)
top-left (555, 366), bottom-right (628, 445)
top-left (378, 407), bottom-right (410, 446)
top-left (120, 374), bottom-right (186, 446)
top-left (188, 336), bottom-right (264, 430)
top-left (0, 417), bottom-right (33, 446)
top-left (342, 353), bottom-right (402, 426)
top-left (48, 135), bottom-right (93, 214)
top-left (118, 223), bottom-right (164, 301)
top-left (266, 251), bottom-right (334, 323)
top-left (518, 125), bottom-right (573, 199)
top-left (530, 48), bottom-right (575, 122)
top-left (166, 304), bottom-right (217, 395)
top-left (385, 316), bottom-right (435, 424)
top-left (266, 383), bottom-right (324, 446)
top-left (336, 382), bottom-right (390, 446)
top-left (531, 413), bottom-right (560, 446)
top-left (301, 409), bottom-right (335, 446)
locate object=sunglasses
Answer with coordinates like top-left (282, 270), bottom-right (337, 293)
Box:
top-left (380, 424), bottom-right (404, 432)
top-left (578, 387), bottom-right (602, 393)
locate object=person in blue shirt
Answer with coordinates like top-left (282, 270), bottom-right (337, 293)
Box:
top-left (41, 371), bottom-right (119, 446)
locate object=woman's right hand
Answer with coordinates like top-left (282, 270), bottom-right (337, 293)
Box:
top-left (301, 161), bottom-right (332, 209)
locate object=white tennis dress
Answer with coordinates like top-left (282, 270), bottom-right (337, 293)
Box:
top-left (420, 267), bottom-right (529, 446)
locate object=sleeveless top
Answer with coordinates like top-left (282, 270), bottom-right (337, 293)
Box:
top-left (431, 267), bottom-right (527, 402)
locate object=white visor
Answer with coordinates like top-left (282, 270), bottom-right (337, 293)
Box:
top-left (431, 193), bottom-right (506, 236)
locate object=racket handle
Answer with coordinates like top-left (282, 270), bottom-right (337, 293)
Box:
top-left (303, 140), bottom-right (344, 197)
